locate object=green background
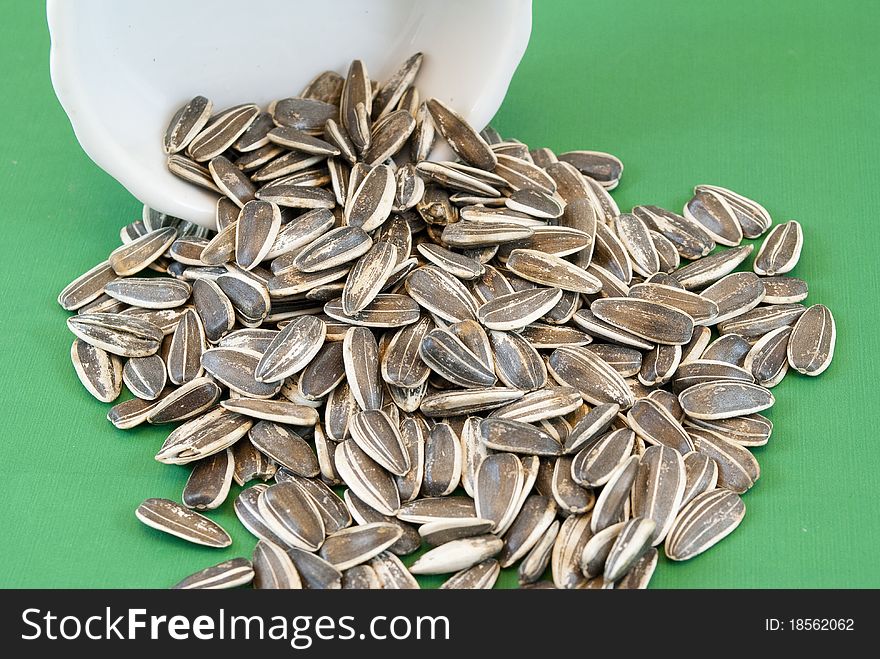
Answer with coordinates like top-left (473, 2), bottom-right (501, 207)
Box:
top-left (1, 0), bottom-right (877, 588)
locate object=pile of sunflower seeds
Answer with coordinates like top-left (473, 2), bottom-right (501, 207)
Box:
top-left (58, 54), bottom-right (837, 590)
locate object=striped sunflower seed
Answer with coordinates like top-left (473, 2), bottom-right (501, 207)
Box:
top-left (122, 354), bottom-right (166, 400)
top-left (172, 558), bottom-right (254, 590)
top-left (164, 95), bottom-right (212, 154)
top-left (551, 513), bottom-right (592, 589)
top-left (548, 346), bottom-right (635, 409)
top-left (408, 534), bottom-right (503, 575)
top-left (71, 339), bottom-right (123, 403)
top-left (318, 523), bottom-right (403, 571)
top-left (258, 481), bottom-right (326, 551)
top-left (474, 453), bottom-right (524, 532)
top-left (135, 497), bottom-right (231, 547)
top-left (188, 104), bottom-right (259, 161)
top-left (761, 276), bottom-right (809, 304)
top-left (744, 326), bottom-right (792, 387)
top-left (519, 519), bottom-right (559, 585)
top-left (787, 304), bottom-right (836, 376)
top-left (666, 488), bottom-right (745, 561)
top-left (254, 315), bottom-right (325, 383)
top-left (679, 381), bottom-right (775, 420)
top-left (182, 448), bottom-right (234, 510)
top-left (155, 407), bottom-right (253, 465)
top-left (335, 440), bottom-right (400, 516)
top-left (439, 559), bottom-right (500, 590)
top-left (253, 541), bottom-right (302, 589)
top-left (631, 445), bottom-right (686, 545)
top-left (249, 421), bottom-right (320, 477)
top-left (603, 516), bottom-right (656, 582)
top-left (688, 427), bottom-right (760, 494)
top-left (68, 313), bottom-right (163, 358)
top-left (419, 328), bottom-right (497, 388)
top-left (672, 244), bottom-right (754, 290)
top-left (343, 490), bottom-right (421, 556)
top-left (146, 377), bottom-right (222, 425)
top-left (754, 220), bottom-right (803, 276)
top-left (591, 454), bottom-right (639, 533)
top-left (479, 418), bottom-right (563, 456)
top-left (571, 428), bottom-right (634, 487)
top-left (426, 98), bottom-right (496, 170)
top-left (681, 451), bottom-right (719, 506)
top-left (422, 423), bottom-right (463, 497)
top-left (684, 187), bottom-right (743, 247)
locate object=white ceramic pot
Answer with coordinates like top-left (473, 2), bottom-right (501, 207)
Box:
top-left (47, 0), bottom-right (532, 228)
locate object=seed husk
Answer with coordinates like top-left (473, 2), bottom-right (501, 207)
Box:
top-left (419, 327), bottom-right (497, 388)
top-left (349, 409), bottom-right (410, 476)
top-left (666, 488), bottom-right (745, 561)
top-left (627, 398), bottom-right (694, 454)
top-left (68, 313), bottom-right (163, 358)
top-left (679, 381), bottom-right (775, 420)
top-left (122, 354), bottom-right (166, 400)
top-left (744, 325), bottom-right (792, 387)
top-left (628, 283), bottom-right (719, 326)
top-left (681, 451), bottom-right (719, 506)
top-left (249, 421), bottom-right (320, 477)
top-left (519, 519), bottom-right (559, 585)
top-left (571, 309), bottom-right (652, 350)
top-left (787, 304), bottom-right (836, 376)
top-left (426, 98), bottom-right (496, 170)
top-left (558, 150), bottom-right (623, 189)
top-left (58, 261), bottom-right (119, 311)
top-left (109, 227), bottom-right (178, 277)
top-left (761, 276), bottom-right (809, 304)
top-left (258, 481), bottom-right (326, 551)
top-left (344, 490), bottom-right (421, 556)
top-left (146, 377), bottom-right (222, 425)
top-left (71, 339), bottom-right (123, 403)
top-left (548, 346), bottom-right (635, 409)
top-left (172, 558), bottom-right (254, 590)
top-left (182, 448), bottom-right (234, 510)
top-left (277, 473), bottom-right (351, 534)
top-left (135, 497), bottom-right (231, 547)
top-left (688, 427), bottom-right (760, 494)
top-left (631, 445), bottom-right (686, 545)
top-left (156, 407), bottom-right (253, 465)
top-left (489, 330), bottom-right (548, 390)
top-left (632, 205), bottom-right (714, 260)
top-left (474, 453), bottom-right (524, 532)
top-left (672, 244), bottom-right (754, 290)
top-left (189, 104), bottom-right (259, 161)
top-left (335, 440), bottom-right (400, 516)
top-left (409, 534), bottom-right (503, 575)
top-left (422, 422), bottom-right (463, 497)
top-left (701, 272), bottom-right (766, 324)
top-left (591, 297), bottom-right (694, 345)
top-left (684, 187), bottom-right (743, 246)
top-left (591, 454), bottom-right (639, 533)
top-left (255, 315), bottom-right (326, 383)
top-left (317, 522), bottom-right (403, 571)
top-left (479, 418), bottom-right (563, 456)
top-left (232, 439), bottom-right (276, 486)
top-left (754, 220), bottom-right (803, 276)
top-left (222, 398), bottom-right (319, 426)
top-left (439, 559), bottom-right (500, 590)
top-left (571, 428), bottom-right (634, 487)
top-left (164, 95), bottom-right (212, 154)
top-left (397, 496), bottom-right (477, 525)
top-left (701, 334), bottom-right (752, 365)
top-left (552, 456), bottom-right (596, 514)
top-left (603, 516), bottom-right (656, 582)
top-left (551, 513), bottom-right (593, 589)
top-left (286, 546), bottom-right (343, 590)
top-left (253, 541), bottom-right (302, 589)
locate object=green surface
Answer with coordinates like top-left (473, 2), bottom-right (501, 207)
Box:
top-left (0, 0), bottom-right (877, 588)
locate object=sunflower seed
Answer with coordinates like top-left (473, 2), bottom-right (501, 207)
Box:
top-left (317, 522), bottom-right (403, 571)
top-left (409, 534), bottom-right (502, 575)
top-left (246, 421), bottom-right (318, 477)
top-left (341, 327), bottom-right (381, 410)
top-left (591, 454), bottom-right (639, 533)
top-left (718, 303), bottom-right (806, 339)
top-left (189, 104), bottom-right (259, 161)
top-left (672, 244), bottom-right (754, 290)
top-left (479, 418), bottom-right (563, 456)
top-left (696, 184), bottom-right (771, 238)
top-left (571, 309), bottom-right (652, 349)
top-left (701, 334), bottom-right (752, 365)
top-left (369, 551), bottom-right (419, 589)
top-left (473, 452), bottom-right (524, 532)
top-left (681, 451), bottom-right (719, 506)
top-left (58, 261), bottom-right (119, 311)
top-left (107, 394), bottom-right (166, 429)
top-left (701, 272), bottom-right (766, 324)
top-left (754, 220), bottom-right (803, 276)
top-left (222, 399), bottom-right (319, 426)
top-left (182, 448), bottom-right (234, 510)
top-left (381, 316), bottom-right (433, 387)
top-left (519, 519), bottom-right (559, 585)
top-left (397, 496), bottom-right (476, 524)
top-left (631, 445), bottom-right (686, 545)
top-left (172, 558), bottom-right (254, 590)
top-left (406, 265), bottom-right (480, 323)
top-left (420, 423), bottom-right (462, 497)
top-left (70, 339), bottom-right (123, 403)
top-left (155, 407), bottom-right (253, 465)
top-left (603, 516), bottom-right (655, 582)
top-left (335, 440), bottom-right (400, 516)
top-left (287, 546), bottom-right (343, 589)
top-left (252, 541), bottom-right (302, 589)
top-left (760, 276), bottom-right (809, 304)
top-left (552, 456), bottom-right (595, 514)
top-left (565, 403), bottom-right (620, 454)
top-left (121, 354), bottom-right (165, 400)
top-left (232, 440), bottom-right (276, 486)
top-left (548, 347), bottom-right (635, 409)
top-left (419, 327), bottom-right (497, 388)
top-left (689, 427), bottom-right (760, 494)
top-left (627, 283), bottom-right (719, 326)
top-left (254, 315), bottom-right (325, 383)
top-left (272, 97), bottom-right (337, 132)
top-left (684, 188), bottom-right (743, 246)
top-left (571, 428), bottom-right (634, 487)
top-left (164, 95), bottom-right (212, 154)
top-left (343, 490), bottom-right (421, 556)
top-left (234, 485), bottom-right (288, 547)
top-left (551, 513), bottom-right (592, 589)
top-left (627, 398), bottom-right (694, 454)
top-left (439, 559), bottom-right (500, 589)
top-left (744, 326), bottom-right (792, 387)
top-left (346, 409), bottom-right (408, 476)
top-left (109, 228), bottom-right (178, 277)
top-left (666, 488), bottom-right (745, 561)
top-left (208, 156), bottom-right (256, 208)
top-left (278, 474), bottom-right (351, 534)
top-left (258, 481), bottom-right (325, 551)
top-left (476, 288), bottom-right (562, 331)
top-left (135, 497), bottom-right (231, 547)
top-left (591, 297), bottom-right (694, 345)
top-left (787, 304), bottom-right (836, 376)
top-left (68, 313), bottom-right (163, 358)
top-left (426, 98), bottom-right (496, 170)
top-left (679, 381), bottom-right (774, 420)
